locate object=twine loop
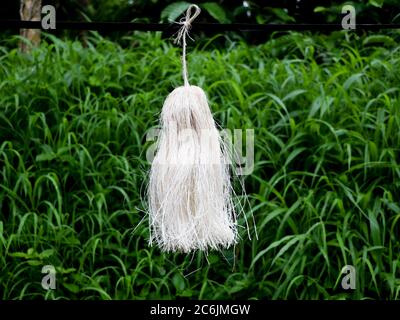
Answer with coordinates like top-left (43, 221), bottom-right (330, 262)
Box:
top-left (173, 4), bottom-right (201, 86)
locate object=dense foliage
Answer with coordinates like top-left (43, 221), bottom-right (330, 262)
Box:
top-left (0, 30), bottom-right (400, 299)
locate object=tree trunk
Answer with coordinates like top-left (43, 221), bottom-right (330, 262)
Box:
top-left (79, 0), bottom-right (90, 47)
top-left (20, 0), bottom-right (42, 53)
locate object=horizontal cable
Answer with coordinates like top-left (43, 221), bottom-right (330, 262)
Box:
top-left (1, 20), bottom-right (400, 32)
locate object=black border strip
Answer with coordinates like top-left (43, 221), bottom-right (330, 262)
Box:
top-left (1, 20), bottom-right (400, 32)
top-left (0, 300), bottom-right (396, 318)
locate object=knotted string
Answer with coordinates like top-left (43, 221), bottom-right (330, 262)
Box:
top-left (174, 4), bottom-right (201, 87)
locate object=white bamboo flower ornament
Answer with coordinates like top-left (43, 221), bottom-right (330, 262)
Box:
top-left (148, 4), bottom-right (238, 252)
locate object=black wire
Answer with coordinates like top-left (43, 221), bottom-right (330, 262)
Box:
top-left (1, 20), bottom-right (400, 32)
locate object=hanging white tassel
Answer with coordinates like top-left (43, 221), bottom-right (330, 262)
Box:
top-left (148, 4), bottom-right (238, 252)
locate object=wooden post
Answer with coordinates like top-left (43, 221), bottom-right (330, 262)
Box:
top-left (19, 0), bottom-right (42, 53)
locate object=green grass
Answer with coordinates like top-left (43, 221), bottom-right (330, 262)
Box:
top-left (0, 30), bottom-right (400, 299)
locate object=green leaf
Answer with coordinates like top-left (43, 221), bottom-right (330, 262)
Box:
top-left (272, 235), bottom-right (306, 265)
top-left (202, 2), bottom-right (230, 23)
top-left (363, 35), bottom-right (396, 46)
top-left (56, 267), bottom-right (77, 274)
top-left (39, 249), bottom-right (55, 259)
top-left (282, 89), bottom-right (307, 102)
top-left (36, 153), bottom-right (56, 162)
top-left (343, 73), bottom-right (364, 90)
top-left (369, 0), bottom-right (384, 7)
top-left (27, 260), bottom-right (42, 266)
top-left (9, 252), bottom-right (30, 259)
top-left (63, 283), bottom-right (80, 293)
top-left (88, 76), bottom-right (102, 87)
top-left (270, 8), bottom-right (295, 22)
top-left (172, 273), bottom-right (185, 292)
top-left (178, 289), bottom-right (193, 297)
top-left (314, 6), bottom-right (328, 12)
top-left (36, 145), bottom-right (56, 162)
top-left (161, 1), bottom-right (191, 22)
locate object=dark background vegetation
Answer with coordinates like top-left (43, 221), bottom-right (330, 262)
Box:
top-left (2, 0), bottom-right (400, 22)
top-left (1, 1), bottom-right (400, 31)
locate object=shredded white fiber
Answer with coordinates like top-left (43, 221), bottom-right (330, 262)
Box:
top-left (148, 4), bottom-right (238, 252)
top-left (149, 86), bottom-right (238, 252)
